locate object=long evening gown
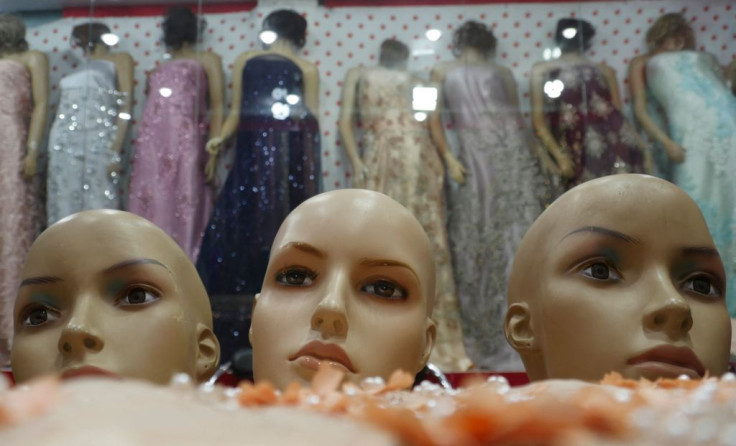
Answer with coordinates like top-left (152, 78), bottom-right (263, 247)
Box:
top-left (356, 66), bottom-right (472, 371)
top-left (646, 50), bottom-right (736, 315)
top-left (128, 59), bottom-right (212, 261)
top-left (0, 59), bottom-right (42, 365)
top-left (442, 65), bottom-right (548, 370)
top-left (196, 54), bottom-right (321, 360)
top-left (46, 59), bottom-right (122, 225)
top-left (542, 62), bottom-right (646, 188)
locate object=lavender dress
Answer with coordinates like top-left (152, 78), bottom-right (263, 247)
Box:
top-left (0, 60), bottom-right (42, 364)
top-left (128, 59), bottom-right (212, 261)
top-left (442, 65), bottom-right (547, 371)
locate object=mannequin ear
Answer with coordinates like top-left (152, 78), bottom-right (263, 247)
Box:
top-left (248, 293), bottom-right (260, 344)
top-left (195, 323), bottom-right (220, 382)
top-left (504, 302), bottom-right (537, 351)
top-left (421, 317), bottom-right (437, 366)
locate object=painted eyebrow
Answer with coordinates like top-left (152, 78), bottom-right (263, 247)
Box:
top-left (359, 258), bottom-right (420, 282)
top-left (560, 226), bottom-right (642, 245)
top-left (102, 258), bottom-right (172, 274)
top-left (280, 242), bottom-right (326, 259)
top-left (19, 276), bottom-right (63, 288)
top-left (682, 246), bottom-right (721, 258)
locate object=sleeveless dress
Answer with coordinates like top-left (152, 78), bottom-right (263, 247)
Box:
top-left (646, 51), bottom-right (736, 316)
top-left (46, 59), bottom-right (123, 224)
top-left (442, 65), bottom-right (549, 371)
top-left (196, 54), bottom-right (321, 360)
top-left (0, 59), bottom-right (42, 365)
top-left (542, 62), bottom-right (646, 188)
top-left (356, 66), bottom-right (472, 372)
top-left (128, 59), bottom-right (212, 261)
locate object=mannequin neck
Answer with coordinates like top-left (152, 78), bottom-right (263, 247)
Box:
top-left (169, 43), bottom-right (196, 59)
top-left (457, 47), bottom-right (488, 64)
top-left (266, 38), bottom-right (298, 57)
top-left (87, 44), bottom-right (109, 59)
top-left (557, 50), bottom-right (588, 62)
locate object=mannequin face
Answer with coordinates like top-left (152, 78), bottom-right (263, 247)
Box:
top-left (11, 210), bottom-right (219, 384)
top-left (660, 35), bottom-right (685, 52)
top-left (250, 190), bottom-right (436, 389)
top-left (506, 174), bottom-right (731, 381)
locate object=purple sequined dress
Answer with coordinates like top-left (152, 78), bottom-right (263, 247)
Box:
top-left (196, 54), bottom-right (321, 359)
top-left (442, 65), bottom-right (547, 371)
top-left (0, 60), bottom-right (42, 365)
top-left (128, 59), bottom-right (212, 261)
top-left (543, 62), bottom-right (645, 188)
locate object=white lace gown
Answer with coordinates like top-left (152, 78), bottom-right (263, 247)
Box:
top-left (46, 59), bottom-right (123, 225)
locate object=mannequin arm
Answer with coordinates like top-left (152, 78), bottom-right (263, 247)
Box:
top-left (301, 62), bottom-right (320, 116)
top-left (202, 52), bottom-right (225, 137)
top-left (530, 63), bottom-right (574, 178)
top-left (108, 52), bottom-right (134, 176)
top-left (628, 55), bottom-right (684, 163)
top-left (427, 66), bottom-right (465, 184)
top-left (24, 50), bottom-right (49, 178)
top-left (337, 67), bottom-right (366, 186)
top-left (600, 64), bottom-right (623, 110)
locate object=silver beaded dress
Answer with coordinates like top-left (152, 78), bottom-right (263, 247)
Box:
top-left (46, 59), bottom-right (123, 225)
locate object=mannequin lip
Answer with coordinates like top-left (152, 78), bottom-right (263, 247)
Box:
top-left (289, 341), bottom-right (357, 373)
top-left (60, 365), bottom-right (121, 381)
top-left (627, 345), bottom-right (705, 378)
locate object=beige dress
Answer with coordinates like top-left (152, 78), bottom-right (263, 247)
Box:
top-left (356, 66), bottom-right (472, 371)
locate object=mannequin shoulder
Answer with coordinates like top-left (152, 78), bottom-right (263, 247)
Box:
top-left (21, 50), bottom-right (48, 69)
top-left (294, 58), bottom-right (319, 78)
top-left (111, 51), bottom-right (134, 68)
top-left (197, 51), bottom-right (223, 71)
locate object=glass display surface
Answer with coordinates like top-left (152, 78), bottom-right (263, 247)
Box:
top-left (1, 0), bottom-right (734, 373)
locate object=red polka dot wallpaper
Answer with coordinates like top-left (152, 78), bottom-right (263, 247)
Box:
top-left (22, 1), bottom-right (736, 190)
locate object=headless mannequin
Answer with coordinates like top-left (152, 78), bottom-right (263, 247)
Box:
top-left (77, 33), bottom-right (135, 175)
top-left (11, 210), bottom-right (220, 384)
top-left (250, 189), bottom-right (436, 390)
top-left (0, 37), bottom-right (48, 178)
top-left (429, 47), bottom-right (559, 181)
top-left (629, 28), bottom-right (690, 163)
top-left (530, 22), bottom-right (651, 181)
top-left (169, 42), bottom-right (224, 179)
top-left (505, 174), bottom-right (731, 381)
top-left (204, 34), bottom-right (318, 180)
top-left (339, 44), bottom-right (464, 186)
top-left (0, 14), bottom-right (48, 365)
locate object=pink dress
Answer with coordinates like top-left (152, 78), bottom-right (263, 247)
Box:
top-left (128, 59), bottom-right (212, 261)
top-left (0, 59), bottom-right (42, 364)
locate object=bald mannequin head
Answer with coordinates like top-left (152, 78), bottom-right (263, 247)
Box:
top-left (251, 189), bottom-right (437, 389)
top-left (506, 174), bottom-right (731, 381)
top-left (11, 210), bottom-right (220, 384)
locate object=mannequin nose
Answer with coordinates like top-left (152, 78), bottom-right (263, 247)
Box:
top-left (58, 297), bottom-right (104, 357)
top-left (310, 273), bottom-right (349, 338)
top-left (643, 272), bottom-right (693, 339)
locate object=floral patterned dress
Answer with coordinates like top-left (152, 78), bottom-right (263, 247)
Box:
top-left (543, 62), bottom-right (646, 188)
top-left (356, 66), bottom-right (472, 372)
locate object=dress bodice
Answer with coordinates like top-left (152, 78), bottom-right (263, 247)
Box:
top-left (443, 65), bottom-right (515, 129)
top-left (357, 66), bottom-right (427, 133)
top-left (0, 59), bottom-right (32, 118)
top-left (240, 54), bottom-right (310, 122)
top-left (147, 59), bottom-right (208, 120)
top-left (59, 58), bottom-right (117, 90)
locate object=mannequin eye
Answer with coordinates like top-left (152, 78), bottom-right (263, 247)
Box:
top-left (579, 261), bottom-right (621, 281)
top-left (275, 267), bottom-right (317, 287)
top-left (20, 305), bottom-right (60, 327)
top-left (117, 287), bottom-right (160, 306)
top-left (682, 275), bottom-right (722, 298)
top-left (361, 279), bottom-right (407, 300)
